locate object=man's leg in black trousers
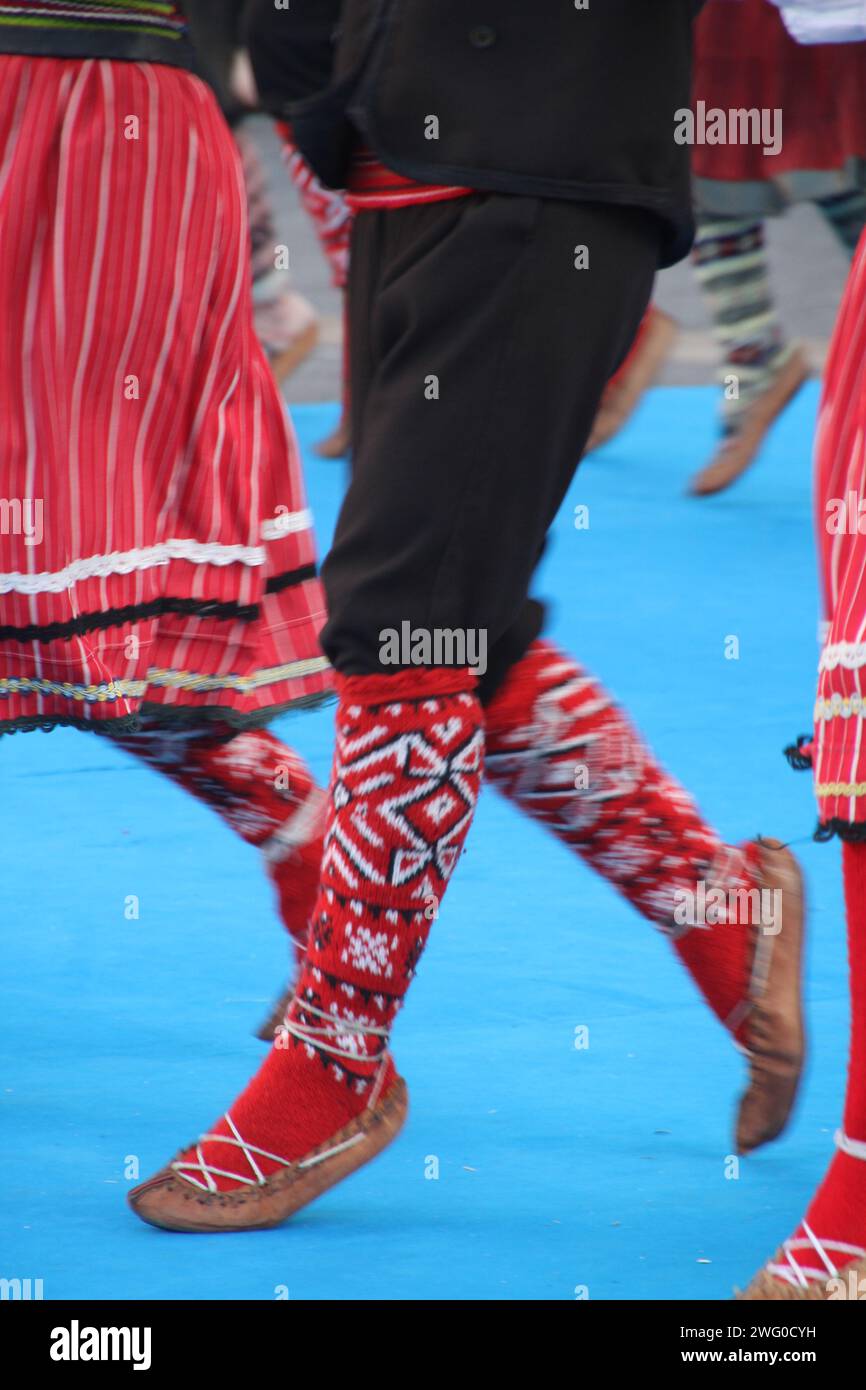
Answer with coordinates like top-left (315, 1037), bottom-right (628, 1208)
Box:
top-left (321, 194), bottom-right (659, 681)
top-left (322, 191), bottom-right (805, 1157)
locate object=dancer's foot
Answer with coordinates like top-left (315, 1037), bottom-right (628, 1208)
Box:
top-left (583, 306), bottom-right (678, 454)
top-left (732, 838), bottom-right (806, 1154)
top-left (264, 292), bottom-right (320, 385)
top-left (738, 1135), bottom-right (866, 1300)
top-left (129, 1062), bottom-right (407, 1233)
top-left (669, 835), bottom-right (804, 1153)
top-left (688, 347), bottom-right (809, 497)
top-left (314, 415), bottom-right (350, 459)
top-left (130, 992), bottom-right (403, 1233)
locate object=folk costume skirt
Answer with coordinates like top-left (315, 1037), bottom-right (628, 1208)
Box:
top-left (812, 234), bottom-right (866, 837)
top-left (692, 0), bottom-right (866, 214)
top-left (0, 56), bottom-right (331, 736)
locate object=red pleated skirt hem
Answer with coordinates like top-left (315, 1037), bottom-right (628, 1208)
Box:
top-left (0, 55), bottom-right (332, 736)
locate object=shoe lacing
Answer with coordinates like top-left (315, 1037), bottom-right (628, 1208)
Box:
top-left (172, 1113), bottom-right (296, 1192)
top-left (768, 1131), bottom-right (866, 1288)
top-left (170, 1004), bottom-right (392, 1194)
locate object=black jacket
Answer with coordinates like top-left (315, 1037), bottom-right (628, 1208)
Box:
top-left (246, 0), bottom-right (706, 267)
top-left (184, 0), bottom-right (247, 121)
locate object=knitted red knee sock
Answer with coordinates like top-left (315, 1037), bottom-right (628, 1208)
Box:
top-left (771, 841), bottom-right (866, 1289)
top-left (116, 724), bottom-right (326, 966)
top-left (168, 670), bottom-right (484, 1191)
top-left (485, 640), bottom-right (760, 1040)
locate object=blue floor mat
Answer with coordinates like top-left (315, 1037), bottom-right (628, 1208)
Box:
top-left (1, 383), bottom-right (847, 1300)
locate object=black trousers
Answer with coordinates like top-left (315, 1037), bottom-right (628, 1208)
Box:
top-left (320, 193), bottom-right (661, 702)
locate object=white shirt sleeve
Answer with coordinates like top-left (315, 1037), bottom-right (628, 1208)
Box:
top-left (767, 0), bottom-right (866, 43)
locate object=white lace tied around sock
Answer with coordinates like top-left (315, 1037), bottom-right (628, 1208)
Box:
top-left (767, 1131), bottom-right (866, 1287)
top-left (169, 1043), bottom-right (393, 1194)
top-left (169, 1000), bottom-right (392, 1193)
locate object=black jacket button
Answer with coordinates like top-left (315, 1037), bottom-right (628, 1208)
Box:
top-left (469, 25), bottom-right (497, 49)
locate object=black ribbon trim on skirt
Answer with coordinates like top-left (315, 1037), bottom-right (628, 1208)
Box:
top-left (784, 734), bottom-right (814, 772)
top-left (0, 564), bottom-right (319, 644)
top-left (815, 818), bottom-right (866, 844)
top-left (780, 735), bottom-right (866, 841)
top-left (265, 564), bottom-right (318, 595)
top-left (0, 687), bottom-right (335, 739)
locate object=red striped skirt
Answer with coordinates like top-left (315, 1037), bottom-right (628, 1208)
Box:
top-left (693, 0), bottom-right (866, 190)
top-left (0, 56), bottom-right (332, 736)
top-left (813, 233), bottom-right (866, 833)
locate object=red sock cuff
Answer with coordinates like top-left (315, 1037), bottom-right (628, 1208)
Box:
top-left (335, 667), bottom-right (478, 705)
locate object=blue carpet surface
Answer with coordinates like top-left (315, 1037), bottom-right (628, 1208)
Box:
top-left (1, 384), bottom-right (847, 1300)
